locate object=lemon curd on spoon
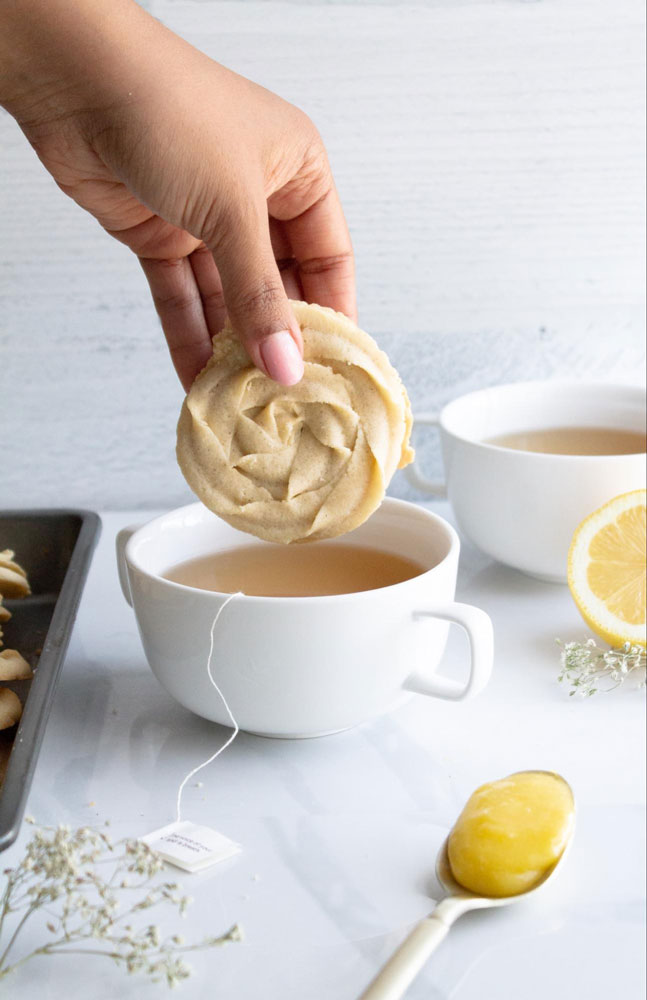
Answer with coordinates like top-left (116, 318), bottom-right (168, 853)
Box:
top-left (447, 771), bottom-right (574, 898)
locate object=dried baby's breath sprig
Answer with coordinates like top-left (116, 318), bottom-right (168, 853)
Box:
top-left (557, 638), bottom-right (646, 697)
top-left (0, 822), bottom-right (241, 987)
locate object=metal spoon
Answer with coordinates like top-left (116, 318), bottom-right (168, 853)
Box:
top-left (359, 775), bottom-right (575, 1000)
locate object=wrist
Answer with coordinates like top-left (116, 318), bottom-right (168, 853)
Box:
top-left (0, 0), bottom-right (149, 127)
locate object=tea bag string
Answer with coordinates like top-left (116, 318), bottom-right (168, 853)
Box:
top-left (175, 591), bottom-right (242, 823)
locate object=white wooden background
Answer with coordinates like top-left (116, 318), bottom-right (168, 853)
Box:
top-left (1, 0), bottom-right (645, 510)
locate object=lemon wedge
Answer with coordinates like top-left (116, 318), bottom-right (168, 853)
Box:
top-left (568, 490), bottom-right (646, 648)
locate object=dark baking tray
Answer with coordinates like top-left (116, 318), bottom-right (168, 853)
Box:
top-left (0, 510), bottom-right (101, 850)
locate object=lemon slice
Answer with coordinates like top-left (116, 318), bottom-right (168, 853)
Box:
top-left (568, 490), bottom-right (646, 648)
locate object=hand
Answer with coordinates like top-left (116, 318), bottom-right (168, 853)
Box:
top-left (0, 0), bottom-right (356, 389)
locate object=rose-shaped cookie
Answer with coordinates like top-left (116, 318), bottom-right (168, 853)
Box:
top-left (0, 550), bottom-right (30, 600)
top-left (177, 301), bottom-right (414, 543)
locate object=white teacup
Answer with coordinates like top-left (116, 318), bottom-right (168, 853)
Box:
top-left (116, 499), bottom-right (493, 738)
top-left (407, 380), bottom-right (646, 582)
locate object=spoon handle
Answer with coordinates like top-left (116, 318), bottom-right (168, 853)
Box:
top-left (358, 909), bottom-right (452, 1000)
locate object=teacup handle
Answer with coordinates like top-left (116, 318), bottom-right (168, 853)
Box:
top-left (115, 524), bottom-right (142, 608)
top-left (404, 603), bottom-right (493, 701)
top-left (405, 413), bottom-right (447, 498)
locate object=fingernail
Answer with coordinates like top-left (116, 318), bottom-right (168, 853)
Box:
top-left (259, 331), bottom-right (304, 385)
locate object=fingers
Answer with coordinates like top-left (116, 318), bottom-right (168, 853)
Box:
top-left (269, 217), bottom-right (303, 307)
top-left (277, 262), bottom-right (302, 303)
top-left (140, 185), bottom-right (350, 392)
top-left (188, 243), bottom-right (227, 335)
top-left (139, 255), bottom-right (213, 392)
top-left (141, 232), bottom-right (304, 391)
top-left (281, 185), bottom-right (357, 323)
top-left (208, 202), bottom-right (304, 386)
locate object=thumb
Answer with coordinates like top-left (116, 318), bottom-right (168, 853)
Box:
top-left (209, 203), bottom-right (304, 386)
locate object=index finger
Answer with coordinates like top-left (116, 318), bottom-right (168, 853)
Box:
top-left (282, 186), bottom-right (357, 322)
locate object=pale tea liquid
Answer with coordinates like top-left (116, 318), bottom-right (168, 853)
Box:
top-left (164, 543), bottom-right (427, 597)
top-left (485, 426), bottom-right (646, 456)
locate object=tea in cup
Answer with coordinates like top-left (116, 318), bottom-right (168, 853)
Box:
top-left (407, 381), bottom-right (646, 582)
top-left (116, 499), bottom-right (493, 737)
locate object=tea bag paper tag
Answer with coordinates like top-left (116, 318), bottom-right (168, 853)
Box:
top-left (141, 821), bottom-right (241, 874)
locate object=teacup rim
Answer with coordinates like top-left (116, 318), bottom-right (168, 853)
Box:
top-left (437, 378), bottom-right (646, 459)
top-left (124, 497), bottom-right (459, 603)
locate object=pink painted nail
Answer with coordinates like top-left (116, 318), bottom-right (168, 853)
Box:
top-left (259, 331), bottom-right (304, 386)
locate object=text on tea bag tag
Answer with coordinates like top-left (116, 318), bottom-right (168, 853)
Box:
top-left (141, 821), bottom-right (240, 874)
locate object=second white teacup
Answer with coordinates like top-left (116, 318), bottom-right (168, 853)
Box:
top-left (116, 499), bottom-right (493, 738)
top-left (407, 380), bottom-right (646, 582)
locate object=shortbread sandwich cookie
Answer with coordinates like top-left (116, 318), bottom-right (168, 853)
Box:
top-left (177, 301), bottom-right (414, 544)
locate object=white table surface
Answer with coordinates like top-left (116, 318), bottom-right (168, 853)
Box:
top-left (3, 505), bottom-right (645, 999)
